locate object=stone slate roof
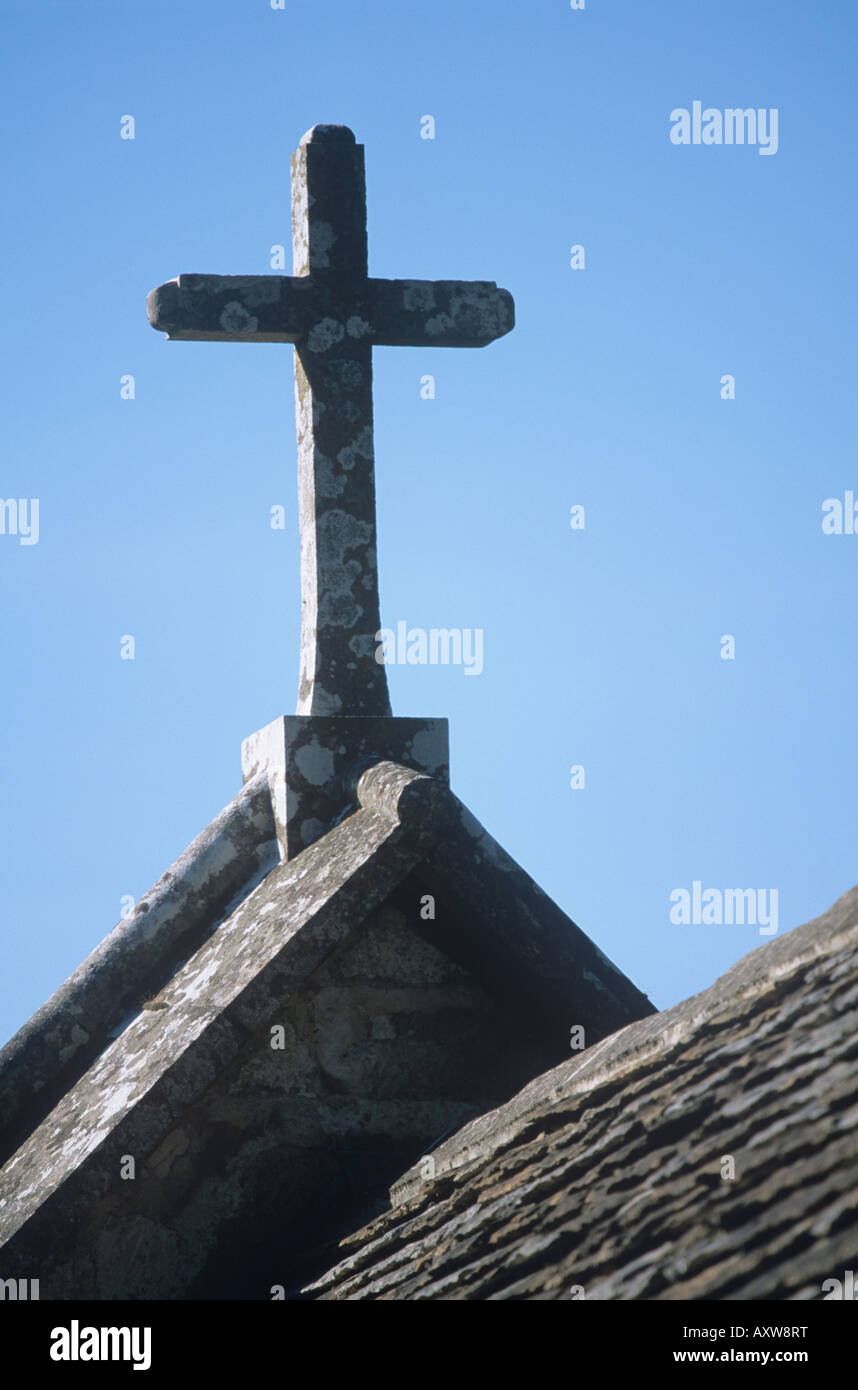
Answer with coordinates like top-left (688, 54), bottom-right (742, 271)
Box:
top-left (303, 885), bottom-right (858, 1300)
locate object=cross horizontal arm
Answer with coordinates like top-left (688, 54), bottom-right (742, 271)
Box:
top-left (146, 274), bottom-right (312, 343)
top-left (147, 274), bottom-right (514, 348)
top-left (367, 279), bottom-right (514, 348)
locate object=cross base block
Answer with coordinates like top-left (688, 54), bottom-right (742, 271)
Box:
top-left (241, 715), bottom-right (449, 860)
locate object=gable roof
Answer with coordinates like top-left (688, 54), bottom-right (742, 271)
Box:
top-left (0, 761), bottom-right (652, 1291)
top-left (303, 885), bottom-right (858, 1300)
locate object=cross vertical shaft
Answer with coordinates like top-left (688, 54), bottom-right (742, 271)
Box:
top-left (147, 121), bottom-right (514, 735)
top-left (291, 127), bottom-right (390, 717)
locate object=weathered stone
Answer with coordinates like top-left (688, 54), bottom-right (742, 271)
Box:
top-left (147, 124), bottom-right (514, 718)
top-left (0, 774), bottom-right (278, 1170)
top-left (241, 713), bottom-right (449, 859)
top-left (0, 784), bottom-right (428, 1295)
top-left (146, 274), bottom-right (514, 349)
top-left (0, 760), bottom-right (654, 1296)
top-left (356, 760), bottom-right (449, 836)
top-left (414, 792), bottom-right (653, 1045)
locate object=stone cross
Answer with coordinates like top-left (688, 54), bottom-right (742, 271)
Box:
top-left (147, 124), bottom-right (514, 719)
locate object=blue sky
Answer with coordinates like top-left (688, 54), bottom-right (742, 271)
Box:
top-left (1, 0), bottom-right (855, 1044)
